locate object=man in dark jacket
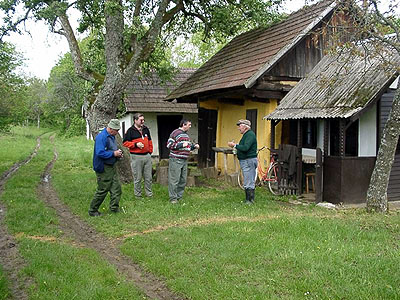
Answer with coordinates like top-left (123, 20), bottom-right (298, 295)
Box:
top-left (228, 119), bottom-right (258, 204)
top-left (123, 113), bottom-right (153, 198)
top-left (89, 119), bottom-right (123, 216)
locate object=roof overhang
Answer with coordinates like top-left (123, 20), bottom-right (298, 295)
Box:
top-left (245, 1), bottom-right (337, 89)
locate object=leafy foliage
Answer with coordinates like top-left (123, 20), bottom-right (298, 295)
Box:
top-left (0, 41), bottom-right (25, 132)
top-left (47, 52), bottom-right (89, 135)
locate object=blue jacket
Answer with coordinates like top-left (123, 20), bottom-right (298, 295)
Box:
top-left (93, 128), bottom-right (118, 173)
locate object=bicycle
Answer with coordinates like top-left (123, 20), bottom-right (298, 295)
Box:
top-left (238, 146), bottom-right (279, 195)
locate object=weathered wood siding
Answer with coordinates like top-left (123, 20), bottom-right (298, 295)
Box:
top-left (266, 13), bottom-right (349, 79)
top-left (380, 89), bottom-right (400, 201)
top-left (267, 34), bottom-right (324, 78)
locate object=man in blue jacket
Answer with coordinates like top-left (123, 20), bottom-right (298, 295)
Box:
top-left (89, 119), bottom-right (124, 216)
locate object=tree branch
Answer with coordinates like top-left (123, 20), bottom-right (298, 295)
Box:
top-left (162, 0), bottom-right (184, 25)
top-left (104, 0), bottom-right (124, 75)
top-left (58, 13), bottom-right (97, 82)
top-left (0, 8), bottom-right (32, 40)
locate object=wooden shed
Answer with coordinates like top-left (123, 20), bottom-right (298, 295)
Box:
top-left (265, 45), bottom-right (400, 204)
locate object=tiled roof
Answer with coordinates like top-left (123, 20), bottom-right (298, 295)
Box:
top-left (265, 46), bottom-right (400, 120)
top-left (125, 69), bottom-right (197, 113)
top-left (167, 0), bottom-right (335, 100)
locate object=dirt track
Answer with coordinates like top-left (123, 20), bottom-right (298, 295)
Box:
top-left (0, 137), bottom-right (40, 300)
top-left (0, 136), bottom-right (186, 300)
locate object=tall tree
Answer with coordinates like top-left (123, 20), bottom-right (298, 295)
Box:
top-left (25, 77), bottom-right (48, 128)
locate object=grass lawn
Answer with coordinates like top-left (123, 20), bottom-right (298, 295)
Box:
top-left (0, 126), bottom-right (47, 175)
top-left (1, 127), bottom-right (400, 299)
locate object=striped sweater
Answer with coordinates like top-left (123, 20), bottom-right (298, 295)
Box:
top-left (166, 128), bottom-right (196, 159)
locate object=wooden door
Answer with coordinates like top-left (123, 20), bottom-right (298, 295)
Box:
top-left (198, 108), bottom-right (217, 168)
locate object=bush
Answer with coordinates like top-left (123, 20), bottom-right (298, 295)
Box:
top-left (62, 115), bottom-right (86, 138)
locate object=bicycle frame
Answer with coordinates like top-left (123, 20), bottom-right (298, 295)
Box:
top-left (257, 147), bottom-right (280, 195)
top-left (257, 147), bottom-right (277, 181)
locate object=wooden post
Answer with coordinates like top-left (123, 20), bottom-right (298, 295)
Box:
top-left (339, 119), bottom-right (345, 157)
top-left (315, 148), bottom-right (323, 203)
top-left (234, 154), bottom-right (238, 173)
top-left (324, 120), bottom-right (329, 156)
top-left (296, 119), bottom-right (303, 195)
top-left (270, 120), bottom-right (276, 149)
top-left (223, 152), bottom-right (228, 180)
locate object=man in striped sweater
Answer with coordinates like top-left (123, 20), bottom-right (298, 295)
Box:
top-left (166, 119), bottom-right (200, 204)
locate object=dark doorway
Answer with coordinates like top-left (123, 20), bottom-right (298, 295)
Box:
top-left (157, 115), bottom-right (182, 159)
top-left (198, 108), bottom-right (218, 168)
top-left (345, 120), bottom-right (359, 156)
top-left (246, 109), bottom-right (257, 135)
top-left (330, 119), bottom-right (340, 156)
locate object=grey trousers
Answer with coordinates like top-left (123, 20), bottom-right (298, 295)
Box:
top-left (168, 157), bottom-right (188, 201)
top-left (130, 153), bottom-right (153, 197)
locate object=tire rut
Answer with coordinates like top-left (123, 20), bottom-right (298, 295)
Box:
top-left (37, 137), bottom-right (186, 300)
top-left (0, 137), bottom-right (41, 300)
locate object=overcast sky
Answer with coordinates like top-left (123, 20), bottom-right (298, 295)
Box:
top-left (3, 0), bottom-right (396, 80)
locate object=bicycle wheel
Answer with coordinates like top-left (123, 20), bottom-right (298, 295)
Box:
top-left (237, 168), bottom-right (258, 190)
top-left (267, 162), bottom-right (279, 195)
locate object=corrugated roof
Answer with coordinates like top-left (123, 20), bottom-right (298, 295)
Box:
top-left (167, 0), bottom-right (335, 100)
top-left (125, 69), bottom-right (197, 113)
top-left (265, 47), bottom-right (400, 120)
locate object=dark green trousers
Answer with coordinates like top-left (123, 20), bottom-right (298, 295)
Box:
top-left (89, 164), bottom-right (121, 213)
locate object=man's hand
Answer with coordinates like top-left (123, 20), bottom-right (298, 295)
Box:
top-left (136, 142), bottom-right (144, 149)
top-left (182, 141), bottom-right (190, 148)
top-left (228, 141), bottom-right (235, 148)
top-left (114, 149), bottom-right (123, 157)
top-left (194, 143), bottom-right (200, 149)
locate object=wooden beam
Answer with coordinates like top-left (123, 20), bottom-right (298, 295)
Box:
top-left (259, 75), bottom-right (302, 82)
top-left (198, 87), bottom-right (247, 102)
top-left (217, 99), bottom-right (245, 106)
top-left (255, 82), bottom-right (296, 92)
top-left (248, 90), bottom-right (285, 100)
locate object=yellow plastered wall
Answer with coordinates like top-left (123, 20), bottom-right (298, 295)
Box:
top-left (200, 99), bottom-right (282, 175)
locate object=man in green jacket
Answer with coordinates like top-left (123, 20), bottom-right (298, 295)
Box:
top-left (228, 119), bottom-right (258, 204)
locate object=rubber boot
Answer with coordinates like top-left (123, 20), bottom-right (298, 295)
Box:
top-left (244, 188), bottom-right (250, 203)
top-left (244, 188), bottom-right (252, 204)
top-left (249, 189), bottom-right (255, 203)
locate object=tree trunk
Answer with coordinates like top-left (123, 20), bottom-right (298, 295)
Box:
top-left (366, 86), bottom-right (400, 213)
top-left (115, 134), bottom-right (134, 183)
top-left (87, 81), bottom-right (133, 183)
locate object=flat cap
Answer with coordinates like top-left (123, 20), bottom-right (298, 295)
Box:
top-left (108, 119), bottom-right (121, 130)
top-left (236, 119), bottom-right (251, 127)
